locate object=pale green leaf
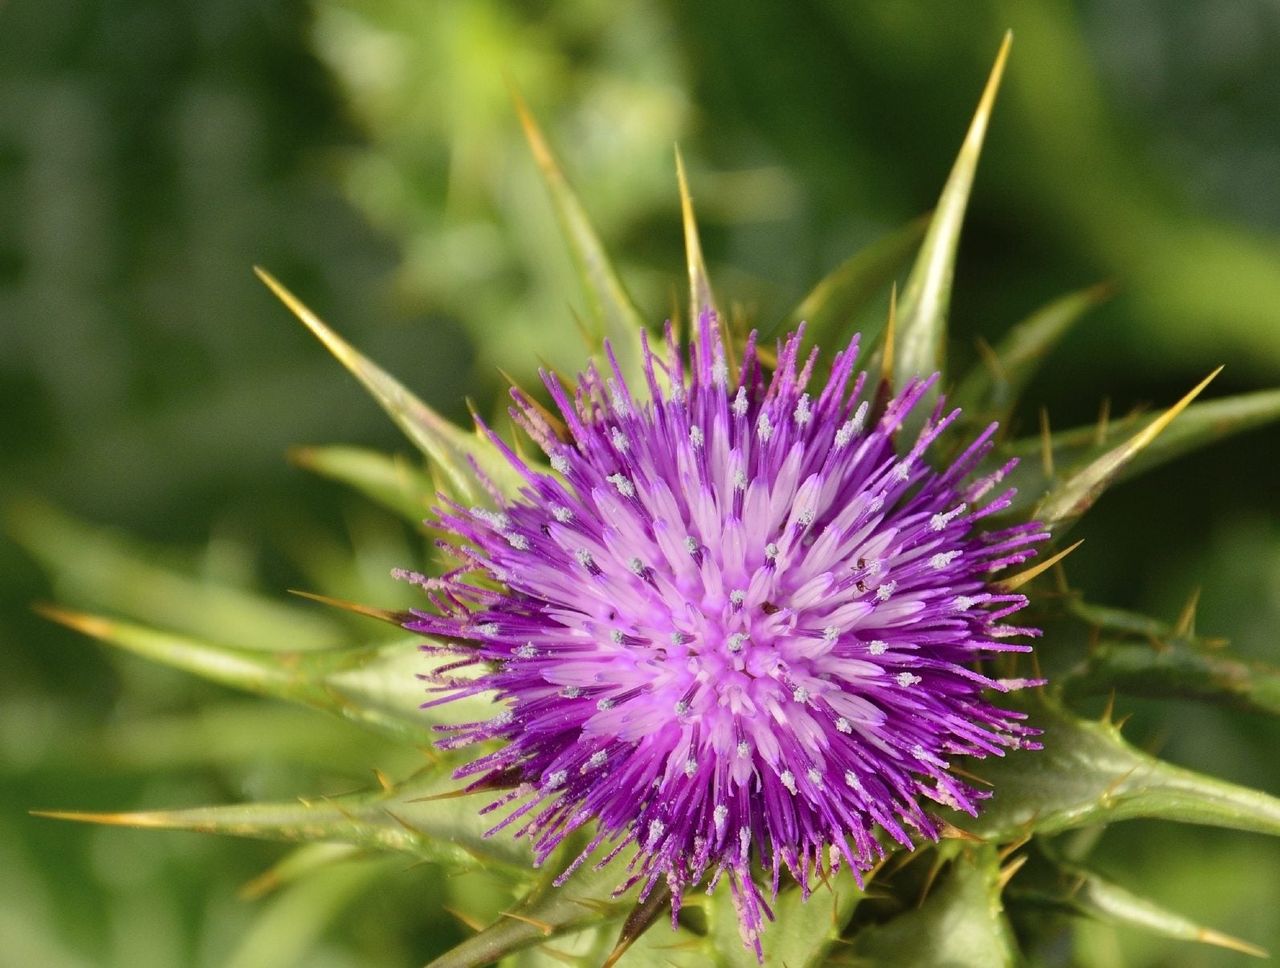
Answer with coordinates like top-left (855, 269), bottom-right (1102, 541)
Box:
top-left (956, 697), bottom-right (1280, 840)
top-left (1012, 855), bottom-right (1266, 958)
top-left (893, 33), bottom-right (1010, 404)
top-left (256, 268), bottom-right (530, 504)
top-left (1005, 385), bottom-right (1280, 519)
top-left (35, 765), bottom-right (531, 872)
top-left (291, 445), bottom-right (433, 524)
top-left (37, 608), bottom-right (492, 745)
top-left (709, 873), bottom-right (864, 968)
top-left (852, 845), bottom-right (1018, 967)
top-left (513, 90), bottom-right (648, 379)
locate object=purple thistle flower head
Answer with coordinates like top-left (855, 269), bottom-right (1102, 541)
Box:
top-left (406, 312), bottom-right (1047, 958)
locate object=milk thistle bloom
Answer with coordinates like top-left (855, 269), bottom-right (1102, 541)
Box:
top-left (407, 312), bottom-right (1047, 956)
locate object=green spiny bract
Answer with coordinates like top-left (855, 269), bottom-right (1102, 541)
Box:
top-left (31, 35), bottom-right (1280, 966)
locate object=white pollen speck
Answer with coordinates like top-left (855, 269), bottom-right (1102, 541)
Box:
top-left (607, 473), bottom-right (635, 498)
top-left (551, 505), bottom-right (573, 523)
top-left (729, 589), bottom-right (746, 606)
top-left (756, 411), bottom-right (774, 442)
top-left (610, 381), bottom-right (630, 415)
top-left (737, 741), bottom-right (751, 758)
top-left (930, 503), bottom-right (967, 531)
top-left (792, 686), bottom-right (810, 704)
top-left (515, 642), bottom-right (537, 658)
top-left (732, 386), bottom-right (749, 417)
top-left (689, 425), bottom-right (704, 447)
top-left (912, 744), bottom-right (928, 761)
top-left (545, 770), bottom-right (567, 790)
top-left (506, 532), bottom-right (530, 550)
top-left (562, 686), bottom-right (582, 699)
top-left (610, 630), bottom-right (625, 644)
top-left (894, 460), bottom-right (912, 481)
top-left (807, 768), bottom-right (822, 786)
top-left (590, 750), bottom-right (607, 768)
top-left (851, 400), bottom-right (869, 433)
top-left (780, 770), bottom-right (797, 795)
top-left (953, 595), bottom-right (980, 611)
top-left (628, 557), bottom-right (646, 576)
top-left (685, 535), bottom-right (699, 554)
top-left (834, 420), bottom-right (855, 449)
top-left (727, 632), bottom-right (747, 653)
top-left (675, 700), bottom-right (691, 716)
top-left (733, 469), bottom-right (748, 491)
top-left (823, 625), bottom-right (840, 642)
top-left (713, 359), bottom-right (729, 386)
top-left (930, 551), bottom-right (961, 569)
top-left (477, 623), bottom-right (499, 637)
top-left (597, 698), bottom-right (615, 711)
top-left (575, 549), bottom-right (594, 569)
top-left (845, 770), bottom-right (863, 791)
top-left (551, 454), bottom-right (570, 475)
top-left (684, 758), bottom-right (698, 778)
top-left (875, 580), bottom-right (897, 601)
top-left (714, 804), bottom-right (728, 828)
top-left (764, 542), bottom-right (780, 560)
top-left (610, 427), bottom-right (629, 451)
top-left (493, 710), bottom-right (514, 726)
top-left (647, 819), bottom-right (666, 847)
top-left (897, 672), bottom-right (922, 687)
top-left (739, 826), bottom-right (752, 857)
top-left (836, 717), bottom-right (852, 734)
top-left (794, 394), bottom-right (812, 425)
top-left (797, 508), bottom-right (815, 526)
top-left (868, 640), bottom-right (888, 655)
top-left (670, 631), bottom-right (686, 645)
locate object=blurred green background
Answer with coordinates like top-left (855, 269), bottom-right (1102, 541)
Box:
top-left (3, 1), bottom-right (1280, 965)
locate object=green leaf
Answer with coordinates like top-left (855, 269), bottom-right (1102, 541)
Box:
top-left (956, 696), bottom-right (1280, 840)
top-left (1011, 855), bottom-right (1266, 958)
top-left (1004, 385), bottom-right (1280, 520)
top-left (427, 855), bottom-right (637, 968)
top-left (256, 268), bottom-right (530, 504)
top-left (512, 89), bottom-right (648, 380)
top-left (239, 842), bottom-right (367, 899)
top-left (893, 33), bottom-right (1010, 403)
top-left (1031, 368), bottom-right (1221, 531)
top-left (36, 607), bottom-right (491, 745)
top-left (952, 282), bottom-right (1111, 429)
top-left (1060, 641), bottom-right (1280, 717)
top-left (9, 501), bottom-right (342, 651)
top-left (852, 845), bottom-right (1018, 967)
top-left (290, 445), bottom-right (433, 524)
top-left (34, 764), bottom-right (531, 872)
top-left (775, 215), bottom-right (928, 348)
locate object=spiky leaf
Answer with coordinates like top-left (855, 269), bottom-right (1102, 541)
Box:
top-left (893, 33), bottom-right (1010, 401)
top-left (257, 268), bottom-right (529, 504)
top-left (35, 765), bottom-right (531, 872)
top-left (955, 696), bottom-right (1280, 840)
top-left (37, 607), bottom-right (489, 745)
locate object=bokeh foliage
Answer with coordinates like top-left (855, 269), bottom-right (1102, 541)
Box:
top-left (3, 1), bottom-right (1280, 965)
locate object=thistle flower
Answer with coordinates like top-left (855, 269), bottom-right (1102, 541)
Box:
top-left (406, 311), bottom-right (1047, 955)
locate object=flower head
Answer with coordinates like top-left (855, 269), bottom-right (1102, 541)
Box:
top-left (406, 312), bottom-right (1046, 957)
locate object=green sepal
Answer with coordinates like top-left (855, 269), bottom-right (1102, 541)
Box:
top-left (257, 268), bottom-right (531, 505)
top-left (954, 695), bottom-right (1280, 840)
top-left (291, 445), bottom-right (434, 525)
top-left (512, 89), bottom-right (649, 381)
top-left (1060, 640), bottom-right (1280, 717)
top-left (34, 764), bottom-right (531, 873)
top-left (952, 282), bottom-right (1111, 430)
top-left (851, 845), bottom-right (1018, 967)
top-left (893, 34), bottom-right (1010, 408)
top-left (1010, 852), bottom-right (1266, 957)
top-left (774, 215), bottom-right (928, 350)
top-left (36, 607), bottom-right (491, 745)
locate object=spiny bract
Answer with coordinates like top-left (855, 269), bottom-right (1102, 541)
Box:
top-left (405, 312), bottom-right (1047, 956)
